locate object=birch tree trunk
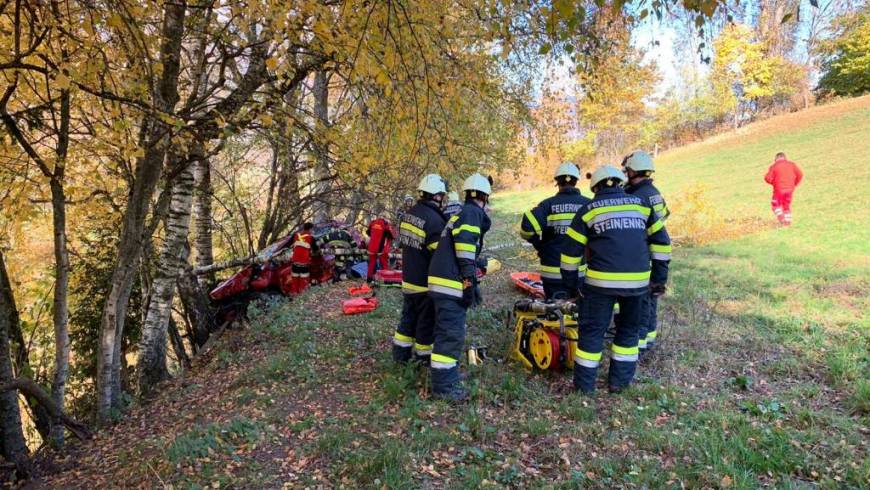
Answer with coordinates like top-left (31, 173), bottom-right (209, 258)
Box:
top-left (48, 82), bottom-right (71, 447)
top-left (190, 7), bottom-right (215, 288)
top-left (0, 251), bottom-right (30, 477)
top-left (193, 158), bottom-right (214, 287)
top-left (176, 265), bottom-right (213, 349)
top-left (46, 0), bottom-right (72, 448)
top-left (97, 0), bottom-right (187, 421)
top-left (48, 176), bottom-right (70, 447)
top-left (138, 161), bottom-right (195, 394)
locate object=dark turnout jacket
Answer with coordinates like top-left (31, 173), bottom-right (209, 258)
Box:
top-left (427, 200), bottom-right (491, 300)
top-left (396, 200), bottom-right (446, 294)
top-left (560, 186), bottom-right (671, 296)
top-left (520, 187), bottom-right (591, 281)
top-left (625, 178), bottom-right (669, 221)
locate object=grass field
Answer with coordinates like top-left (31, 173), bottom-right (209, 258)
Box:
top-left (40, 97), bottom-right (870, 488)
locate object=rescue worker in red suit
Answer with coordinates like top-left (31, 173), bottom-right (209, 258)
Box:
top-left (366, 216), bottom-right (394, 282)
top-left (289, 222), bottom-right (318, 294)
top-left (764, 152), bottom-right (803, 226)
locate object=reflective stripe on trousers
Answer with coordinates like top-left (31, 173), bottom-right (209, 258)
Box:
top-left (393, 332), bottom-right (414, 348)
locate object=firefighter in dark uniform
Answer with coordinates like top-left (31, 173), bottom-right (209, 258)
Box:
top-left (427, 173), bottom-right (492, 402)
top-left (443, 191), bottom-right (462, 218)
top-left (520, 162), bottom-right (591, 300)
top-left (391, 174), bottom-right (448, 365)
top-left (560, 165), bottom-right (671, 393)
top-left (621, 150), bottom-right (670, 355)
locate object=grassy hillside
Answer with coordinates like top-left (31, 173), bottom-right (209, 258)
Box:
top-left (39, 98), bottom-right (869, 488)
top-left (655, 95), bottom-right (870, 411)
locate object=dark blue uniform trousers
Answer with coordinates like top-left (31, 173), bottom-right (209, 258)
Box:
top-left (393, 293), bottom-right (436, 362)
top-left (638, 293), bottom-right (658, 351)
top-left (542, 279), bottom-right (571, 301)
top-left (574, 289), bottom-right (643, 392)
top-left (430, 297), bottom-right (467, 393)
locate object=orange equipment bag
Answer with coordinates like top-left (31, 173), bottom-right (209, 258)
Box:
top-left (374, 269), bottom-right (403, 284)
top-left (348, 283), bottom-right (372, 296)
top-left (342, 297), bottom-right (379, 315)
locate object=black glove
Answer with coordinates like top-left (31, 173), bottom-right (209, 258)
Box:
top-left (650, 283), bottom-right (667, 297)
top-left (460, 277), bottom-right (476, 308)
top-left (473, 284), bottom-right (483, 307)
top-left (564, 281), bottom-right (577, 298)
top-left (476, 257), bottom-right (488, 276)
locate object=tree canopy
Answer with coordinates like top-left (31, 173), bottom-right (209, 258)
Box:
top-left (0, 0), bottom-right (867, 479)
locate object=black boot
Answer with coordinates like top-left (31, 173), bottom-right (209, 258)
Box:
top-left (431, 366), bottom-right (468, 403)
top-left (608, 359), bottom-right (637, 393)
top-left (413, 353), bottom-right (431, 368)
top-left (573, 363), bottom-right (597, 394)
top-left (392, 345), bottom-right (412, 364)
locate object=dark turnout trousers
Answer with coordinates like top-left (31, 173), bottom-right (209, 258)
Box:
top-left (573, 289), bottom-right (643, 392)
top-left (430, 297), bottom-right (467, 394)
top-left (638, 293), bottom-right (659, 353)
top-left (392, 293), bottom-right (436, 362)
top-left (542, 278), bottom-right (571, 301)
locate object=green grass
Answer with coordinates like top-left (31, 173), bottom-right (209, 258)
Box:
top-left (56, 97), bottom-right (870, 488)
top-left (655, 97), bottom-right (870, 413)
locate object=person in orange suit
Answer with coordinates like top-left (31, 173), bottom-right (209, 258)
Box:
top-left (764, 152), bottom-right (803, 226)
top-left (366, 216), bottom-right (394, 282)
top-left (289, 222), bottom-right (318, 294)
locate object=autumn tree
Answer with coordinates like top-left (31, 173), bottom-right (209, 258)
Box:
top-left (0, 251), bottom-right (30, 476)
top-left (0, 0), bottom-right (756, 475)
top-left (0, 0), bottom-right (101, 446)
top-left (573, 10), bottom-right (659, 162)
top-left (816, 4), bottom-right (870, 96)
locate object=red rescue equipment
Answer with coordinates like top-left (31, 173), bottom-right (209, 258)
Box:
top-left (348, 283), bottom-right (372, 296)
top-left (342, 296), bottom-right (379, 315)
top-left (510, 272), bottom-right (545, 299)
top-left (374, 269), bottom-right (403, 284)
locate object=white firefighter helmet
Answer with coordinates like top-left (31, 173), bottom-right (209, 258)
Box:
top-left (589, 165), bottom-right (625, 189)
top-left (463, 173), bottom-right (492, 195)
top-left (554, 162), bottom-right (581, 180)
top-left (417, 174), bottom-right (447, 195)
top-left (622, 150), bottom-right (655, 172)
top-left (447, 191), bottom-right (460, 203)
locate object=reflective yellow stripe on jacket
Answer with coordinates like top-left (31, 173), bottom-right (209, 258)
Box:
top-left (428, 276), bottom-right (463, 298)
top-left (560, 254), bottom-right (581, 271)
top-left (452, 224), bottom-right (481, 236)
top-left (566, 227), bottom-right (587, 245)
top-left (400, 221), bottom-right (426, 238)
top-left (582, 204), bottom-right (650, 223)
top-left (524, 210), bottom-right (542, 236)
top-left (649, 243), bottom-right (672, 261)
top-left (454, 242), bottom-right (477, 260)
top-left (584, 269), bottom-right (650, 289)
top-left (539, 264), bottom-right (561, 280)
top-left (546, 212), bottom-right (575, 227)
